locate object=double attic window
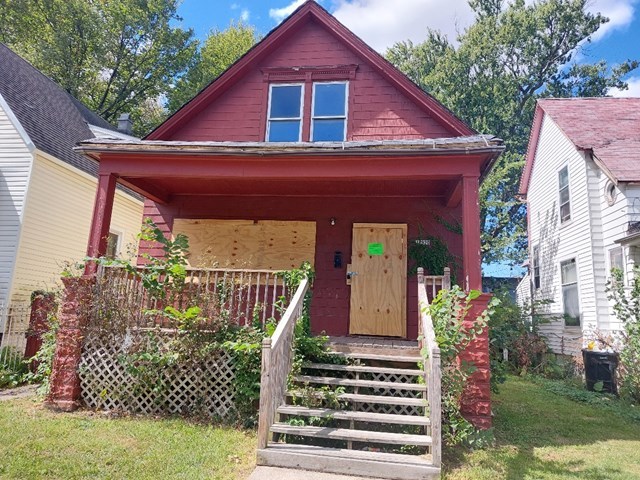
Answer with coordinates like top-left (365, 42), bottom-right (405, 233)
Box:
top-left (262, 65), bottom-right (356, 143)
top-left (267, 81), bottom-right (348, 142)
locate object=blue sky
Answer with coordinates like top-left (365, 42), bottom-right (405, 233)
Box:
top-left (176, 0), bottom-right (640, 277)
top-left (177, 0), bottom-right (640, 100)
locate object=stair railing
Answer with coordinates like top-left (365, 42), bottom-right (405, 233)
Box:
top-left (417, 267), bottom-right (444, 468)
top-left (257, 277), bottom-right (310, 449)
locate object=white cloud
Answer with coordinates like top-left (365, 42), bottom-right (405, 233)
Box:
top-left (230, 3), bottom-right (239, 10)
top-left (269, 0), bottom-right (307, 22)
top-left (610, 76), bottom-right (640, 97)
top-left (332, 0), bottom-right (474, 52)
top-left (328, 0), bottom-right (638, 53)
top-left (587, 0), bottom-right (638, 41)
top-left (240, 8), bottom-right (250, 21)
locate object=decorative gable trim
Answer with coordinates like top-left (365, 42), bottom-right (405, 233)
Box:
top-left (262, 64), bottom-right (358, 82)
top-left (147, 1), bottom-right (474, 140)
top-left (519, 104), bottom-right (544, 197)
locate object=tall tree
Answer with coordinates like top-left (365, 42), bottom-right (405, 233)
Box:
top-left (0, 0), bottom-right (196, 135)
top-left (387, 0), bottom-right (637, 264)
top-left (167, 22), bottom-right (259, 113)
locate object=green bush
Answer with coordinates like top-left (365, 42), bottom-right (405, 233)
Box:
top-left (429, 286), bottom-right (498, 447)
top-left (606, 267), bottom-right (640, 403)
top-left (0, 346), bottom-right (28, 389)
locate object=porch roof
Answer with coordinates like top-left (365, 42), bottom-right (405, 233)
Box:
top-left (76, 134), bottom-right (503, 164)
top-left (75, 135), bottom-right (504, 206)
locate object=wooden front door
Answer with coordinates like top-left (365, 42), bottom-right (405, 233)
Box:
top-left (348, 223), bottom-right (407, 337)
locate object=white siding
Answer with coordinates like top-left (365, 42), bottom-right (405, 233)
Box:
top-left (8, 153), bottom-right (143, 303)
top-left (527, 115), bottom-right (593, 353)
top-left (0, 100), bottom-right (33, 306)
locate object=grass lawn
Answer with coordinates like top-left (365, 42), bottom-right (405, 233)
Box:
top-left (1, 376), bottom-right (639, 479)
top-left (445, 376), bottom-right (640, 480)
top-left (0, 399), bottom-right (256, 479)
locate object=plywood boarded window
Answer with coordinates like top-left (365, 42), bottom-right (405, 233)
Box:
top-left (173, 219), bottom-right (316, 270)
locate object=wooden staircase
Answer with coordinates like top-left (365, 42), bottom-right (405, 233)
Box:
top-left (256, 268), bottom-right (445, 479)
top-left (257, 347), bottom-right (441, 479)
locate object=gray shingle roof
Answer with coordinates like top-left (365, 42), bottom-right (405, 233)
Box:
top-left (0, 43), bottom-right (117, 177)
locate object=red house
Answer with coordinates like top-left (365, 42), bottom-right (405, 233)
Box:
top-left (59, 1), bottom-right (501, 476)
top-left (80, 2), bottom-right (501, 338)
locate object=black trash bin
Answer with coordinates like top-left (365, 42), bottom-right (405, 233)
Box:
top-left (582, 349), bottom-right (619, 394)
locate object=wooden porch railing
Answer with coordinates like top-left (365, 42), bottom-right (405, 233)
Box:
top-left (95, 265), bottom-right (290, 328)
top-left (257, 277), bottom-right (310, 449)
top-left (417, 266), bottom-right (446, 468)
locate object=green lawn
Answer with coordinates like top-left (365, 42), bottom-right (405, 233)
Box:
top-left (445, 376), bottom-right (640, 480)
top-left (1, 376), bottom-right (639, 479)
top-left (0, 399), bottom-right (256, 480)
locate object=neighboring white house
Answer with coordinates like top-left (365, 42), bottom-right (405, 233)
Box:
top-left (0, 44), bottom-right (144, 353)
top-left (518, 97), bottom-right (640, 356)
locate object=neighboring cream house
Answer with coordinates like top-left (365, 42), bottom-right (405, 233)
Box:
top-left (0, 44), bottom-right (143, 349)
top-left (518, 98), bottom-right (640, 356)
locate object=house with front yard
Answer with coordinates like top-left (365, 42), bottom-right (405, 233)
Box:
top-left (47, 2), bottom-right (503, 478)
top-left (0, 44), bottom-right (144, 352)
top-left (518, 97), bottom-right (640, 356)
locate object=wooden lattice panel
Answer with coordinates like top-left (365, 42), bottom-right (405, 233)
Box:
top-left (79, 333), bottom-right (236, 418)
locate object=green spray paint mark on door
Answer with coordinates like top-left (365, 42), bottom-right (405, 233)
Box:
top-left (367, 242), bottom-right (384, 256)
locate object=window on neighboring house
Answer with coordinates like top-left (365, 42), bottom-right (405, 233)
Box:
top-left (311, 82), bottom-right (347, 141)
top-left (267, 84), bottom-right (303, 142)
top-left (533, 245), bottom-right (540, 289)
top-left (609, 246), bottom-right (624, 280)
top-left (558, 166), bottom-right (571, 223)
top-left (560, 258), bottom-right (580, 326)
top-left (106, 231), bottom-right (121, 259)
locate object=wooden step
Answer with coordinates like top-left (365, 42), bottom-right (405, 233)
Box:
top-left (329, 351), bottom-right (422, 363)
top-left (270, 424), bottom-right (432, 446)
top-left (257, 443), bottom-right (440, 480)
top-left (294, 375), bottom-right (427, 391)
top-left (304, 363), bottom-right (423, 376)
top-left (277, 405), bottom-right (430, 426)
top-left (287, 390), bottom-right (427, 407)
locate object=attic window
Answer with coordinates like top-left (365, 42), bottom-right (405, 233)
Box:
top-left (267, 84), bottom-right (304, 142)
top-left (605, 181), bottom-right (617, 206)
top-left (312, 82), bottom-right (347, 141)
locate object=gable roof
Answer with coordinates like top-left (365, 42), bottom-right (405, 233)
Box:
top-left (0, 43), bottom-right (118, 177)
top-left (147, 0), bottom-right (474, 140)
top-left (520, 97), bottom-right (640, 195)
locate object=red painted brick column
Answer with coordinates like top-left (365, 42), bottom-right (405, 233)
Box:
top-left (24, 292), bottom-right (57, 370)
top-left (45, 276), bottom-right (94, 412)
top-left (460, 293), bottom-right (492, 429)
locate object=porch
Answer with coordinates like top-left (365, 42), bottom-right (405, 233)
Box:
top-left (75, 137), bottom-right (502, 340)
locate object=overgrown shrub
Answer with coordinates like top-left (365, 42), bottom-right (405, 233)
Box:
top-left (0, 346), bottom-right (28, 389)
top-left (488, 288), bottom-right (553, 384)
top-left (606, 267), bottom-right (640, 403)
top-left (429, 286), bottom-right (497, 447)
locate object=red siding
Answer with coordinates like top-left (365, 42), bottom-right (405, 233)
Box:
top-left (169, 20), bottom-right (453, 141)
top-left (139, 195), bottom-right (462, 340)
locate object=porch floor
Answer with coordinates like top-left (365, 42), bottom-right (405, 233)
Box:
top-left (326, 336), bottom-right (420, 357)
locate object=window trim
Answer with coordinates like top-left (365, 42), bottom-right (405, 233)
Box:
top-left (559, 257), bottom-right (580, 327)
top-left (532, 244), bottom-right (540, 290)
top-left (266, 82), bottom-right (305, 142)
top-left (106, 229), bottom-right (123, 259)
top-left (558, 165), bottom-right (571, 224)
top-left (310, 81), bottom-right (349, 142)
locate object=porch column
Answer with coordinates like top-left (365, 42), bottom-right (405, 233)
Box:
top-left (461, 174), bottom-right (482, 291)
top-left (85, 173), bottom-right (117, 275)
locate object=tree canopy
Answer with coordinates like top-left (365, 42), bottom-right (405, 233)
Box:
top-left (0, 0), bottom-right (196, 136)
top-left (387, 0), bottom-right (638, 265)
top-left (166, 22), bottom-right (259, 114)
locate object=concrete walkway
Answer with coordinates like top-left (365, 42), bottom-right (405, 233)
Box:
top-left (248, 466), bottom-right (387, 480)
